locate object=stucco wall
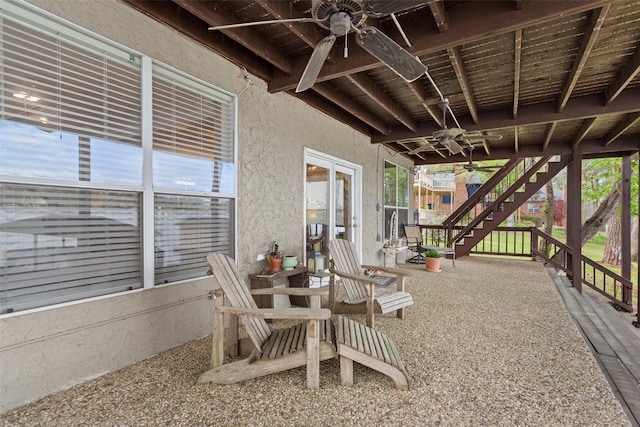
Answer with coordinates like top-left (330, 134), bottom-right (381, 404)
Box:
top-left (0, 0), bottom-right (413, 413)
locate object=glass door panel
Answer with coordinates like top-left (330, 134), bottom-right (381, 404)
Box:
top-left (335, 169), bottom-right (353, 242)
top-left (306, 163), bottom-right (329, 256)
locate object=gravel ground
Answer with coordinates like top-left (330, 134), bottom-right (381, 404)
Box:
top-left (0, 256), bottom-right (630, 426)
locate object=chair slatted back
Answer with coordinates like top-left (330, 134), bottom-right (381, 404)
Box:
top-left (206, 253), bottom-right (271, 350)
top-left (403, 224), bottom-right (422, 246)
top-left (329, 239), bottom-right (368, 302)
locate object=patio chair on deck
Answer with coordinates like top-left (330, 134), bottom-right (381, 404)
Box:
top-left (403, 224), bottom-right (426, 264)
top-left (198, 253), bottom-right (410, 390)
top-left (328, 239), bottom-right (413, 329)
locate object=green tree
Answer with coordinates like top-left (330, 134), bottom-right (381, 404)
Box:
top-left (581, 156), bottom-right (638, 266)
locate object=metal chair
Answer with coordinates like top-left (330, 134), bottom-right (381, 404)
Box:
top-left (403, 224), bottom-right (426, 264)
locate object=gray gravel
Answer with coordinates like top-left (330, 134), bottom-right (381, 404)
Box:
top-left (0, 256), bottom-right (630, 426)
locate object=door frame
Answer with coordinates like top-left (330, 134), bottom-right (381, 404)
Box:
top-left (303, 147), bottom-right (362, 262)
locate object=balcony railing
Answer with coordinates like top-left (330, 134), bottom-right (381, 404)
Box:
top-left (413, 172), bottom-right (455, 192)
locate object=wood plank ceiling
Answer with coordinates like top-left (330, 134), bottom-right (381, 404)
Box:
top-left (123, 0), bottom-right (640, 165)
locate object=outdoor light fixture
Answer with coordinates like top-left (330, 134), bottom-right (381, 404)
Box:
top-left (306, 250), bottom-right (325, 274)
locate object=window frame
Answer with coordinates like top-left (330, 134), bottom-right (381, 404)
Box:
top-left (0, 1), bottom-right (237, 313)
top-left (383, 161), bottom-right (410, 241)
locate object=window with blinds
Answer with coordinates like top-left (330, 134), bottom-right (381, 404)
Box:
top-left (0, 2), bottom-right (236, 314)
top-left (152, 65), bottom-right (236, 284)
top-left (0, 184), bottom-right (142, 313)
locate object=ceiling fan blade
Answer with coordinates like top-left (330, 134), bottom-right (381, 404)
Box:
top-left (461, 134), bottom-right (503, 141)
top-left (209, 17), bottom-right (315, 31)
top-left (441, 138), bottom-right (463, 155)
top-left (408, 146), bottom-right (428, 155)
top-left (356, 27), bottom-right (426, 82)
top-left (434, 128), bottom-right (466, 139)
top-left (296, 34), bottom-right (337, 93)
top-left (363, 1), bottom-right (433, 18)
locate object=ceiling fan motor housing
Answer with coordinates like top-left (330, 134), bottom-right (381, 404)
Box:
top-left (312, 0), bottom-right (366, 31)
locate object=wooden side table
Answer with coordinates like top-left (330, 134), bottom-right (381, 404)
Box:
top-left (249, 266), bottom-right (308, 308)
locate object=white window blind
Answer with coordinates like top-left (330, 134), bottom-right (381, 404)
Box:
top-left (0, 3), bottom-right (236, 314)
top-left (0, 6), bottom-right (143, 313)
top-left (152, 66), bottom-right (236, 284)
top-left (1, 13), bottom-right (142, 185)
top-left (154, 194), bottom-right (234, 284)
top-left (0, 184), bottom-right (142, 313)
top-left (152, 66), bottom-right (235, 193)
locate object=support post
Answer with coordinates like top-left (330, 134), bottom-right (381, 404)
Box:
top-left (566, 149), bottom-right (583, 292)
top-left (621, 155), bottom-right (631, 304)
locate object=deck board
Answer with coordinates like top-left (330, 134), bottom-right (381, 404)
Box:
top-left (548, 268), bottom-right (640, 427)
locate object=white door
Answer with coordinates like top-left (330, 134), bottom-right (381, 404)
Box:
top-left (304, 149), bottom-right (361, 265)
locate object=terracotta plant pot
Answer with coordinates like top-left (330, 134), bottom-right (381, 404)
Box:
top-left (267, 257), bottom-right (282, 272)
top-left (425, 257), bottom-right (442, 272)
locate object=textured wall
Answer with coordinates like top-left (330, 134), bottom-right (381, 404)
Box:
top-left (0, 0), bottom-right (413, 413)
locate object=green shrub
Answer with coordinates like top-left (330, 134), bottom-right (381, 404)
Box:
top-left (424, 249), bottom-right (441, 258)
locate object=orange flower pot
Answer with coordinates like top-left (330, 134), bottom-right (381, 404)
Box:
top-left (425, 257), bottom-right (442, 272)
top-left (267, 257), bottom-right (282, 272)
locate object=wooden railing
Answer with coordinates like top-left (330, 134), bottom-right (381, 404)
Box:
top-left (421, 225), bottom-right (535, 258)
top-left (532, 229), bottom-right (634, 312)
top-left (419, 225), bottom-right (636, 315)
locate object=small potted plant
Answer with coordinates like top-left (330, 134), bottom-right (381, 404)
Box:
top-left (424, 248), bottom-right (442, 272)
top-left (266, 241), bottom-right (283, 272)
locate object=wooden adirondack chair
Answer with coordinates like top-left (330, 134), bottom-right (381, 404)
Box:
top-left (199, 253), bottom-right (410, 390)
top-left (328, 239), bottom-right (413, 329)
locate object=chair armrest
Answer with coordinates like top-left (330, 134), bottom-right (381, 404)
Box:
top-left (216, 306), bottom-right (331, 320)
top-left (250, 287), bottom-right (329, 297)
top-left (361, 264), bottom-right (410, 277)
top-left (329, 269), bottom-right (379, 285)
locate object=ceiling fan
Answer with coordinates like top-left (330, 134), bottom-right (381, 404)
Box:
top-left (208, 0), bottom-right (430, 92)
top-left (454, 145), bottom-right (502, 175)
top-left (408, 99), bottom-right (503, 155)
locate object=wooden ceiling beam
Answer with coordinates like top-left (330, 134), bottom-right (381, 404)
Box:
top-left (513, 29), bottom-right (522, 119)
top-left (268, 0), bottom-right (614, 92)
top-left (293, 90), bottom-right (374, 137)
top-left (122, 0), bottom-right (273, 81)
top-left (447, 47), bottom-right (478, 125)
top-left (414, 136), bottom-right (640, 165)
top-left (254, 0), bottom-right (324, 52)
top-left (605, 44), bottom-right (640, 105)
top-left (542, 122), bottom-right (557, 151)
top-left (407, 80), bottom-right (443, 127)
top-left (571, 117), bottom-right (597, 149)
top-left (603, 112), bottom-right (640, 146)
top-left (428, 1), bottom-right (448, 32)
top-left (174, 0), bottom-right (295, 75)
top-left (374, 88), bottom-right (640, 144)
top-left (557, 5), bottom-right (610, 113)
top-left (346, 75), bottom-right (416, 131)
top-left (310, 83), bottom-right (390, 135)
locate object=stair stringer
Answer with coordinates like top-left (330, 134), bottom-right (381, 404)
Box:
top-left (454, 155), bottom-right (571, 257)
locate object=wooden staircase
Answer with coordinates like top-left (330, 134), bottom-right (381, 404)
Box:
top-left (450, 155), bottom-right (571, 258)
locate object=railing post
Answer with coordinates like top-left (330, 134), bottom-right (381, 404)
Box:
top-left (531, 227), bottom-right (538, 260)
top-left (566, 150), bottom-right (582, 292)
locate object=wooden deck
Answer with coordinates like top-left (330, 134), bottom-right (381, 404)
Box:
top-left (548, 268), bottom-right (640, 426)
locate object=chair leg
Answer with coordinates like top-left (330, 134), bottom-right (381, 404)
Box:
top-left (366, 294), bottom-right (374, 329)
top-left (340, 356), bottom-right (354, 386)
top-left (306, 318), bottom-right (320, 389)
